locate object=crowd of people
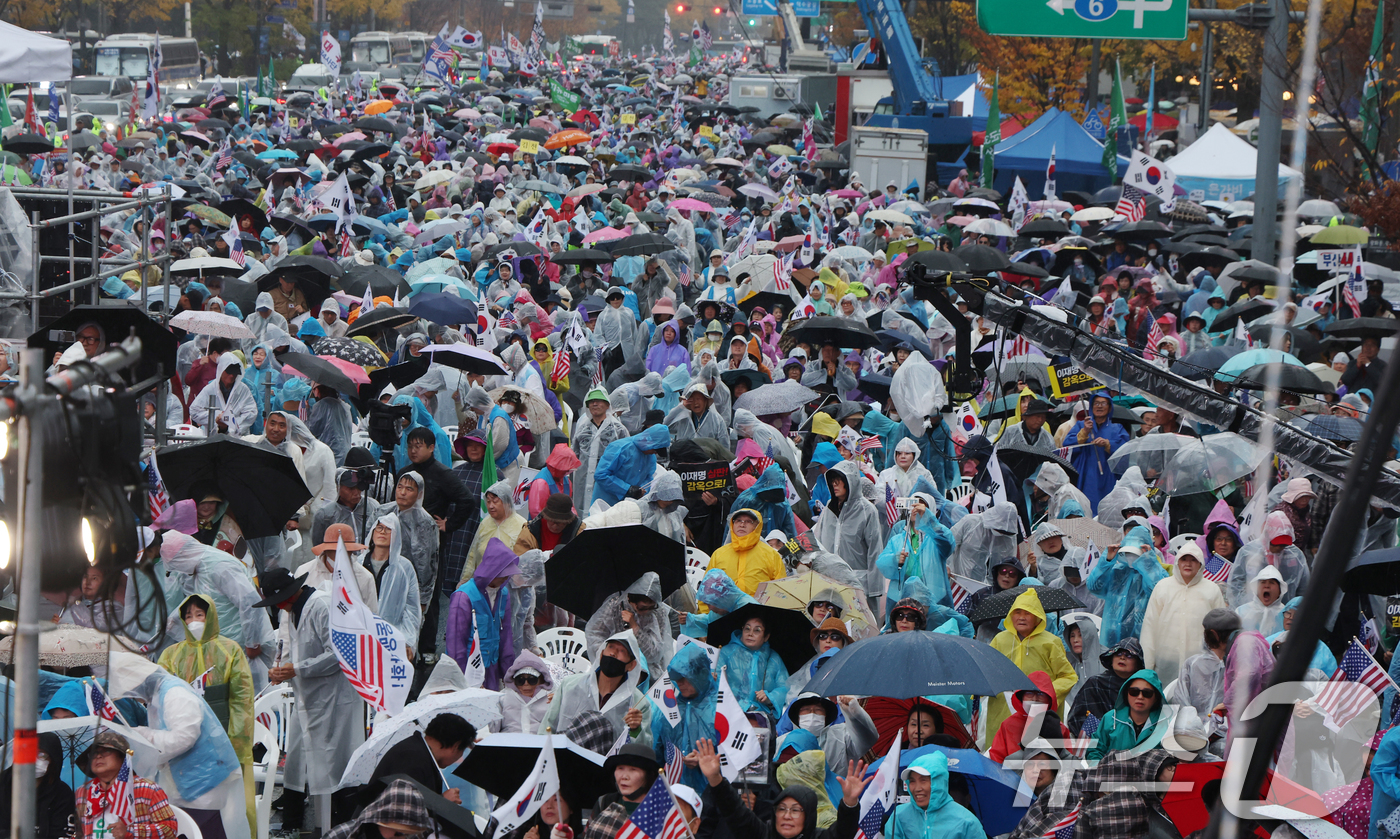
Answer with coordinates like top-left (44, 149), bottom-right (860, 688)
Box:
top-left (10, 42), bottom-right (1400, 839)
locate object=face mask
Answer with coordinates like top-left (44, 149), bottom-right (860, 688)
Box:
top-left (1073, 258), bottom-right (1083, 266)
top-left (798, 714), bottom-right (826, 734)
top-left (598, 654), bottom-right (628, 678)
top-left (501, 403), bottom-right (516, 414)
top-left (186, 620), bottom-right (206, 638)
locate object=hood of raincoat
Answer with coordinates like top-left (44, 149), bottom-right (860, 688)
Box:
top-left (631, 423), bottom-right (672, 453)
top-left (1033, 463), bottom-right (1071, 496)
top-left (214, 351), bottom-right (242, 383)
top-left (697, 568), bottom-right (756, 614)
top-left (626, 571), bottom-right (665, 605)
top-left (178, 593), bottom-right (220, 644)
top-left (107, 651), bottom-right (169, 703)
top-left (1198, 499), bottom-right (1241, 557)
top-left (504, 649), bottom-right (555, 694)
top-left (1263, 510), bottom-right (1294, 546)
top-left (666, 640), bottom-right (714, 698)
top-left (983, 501), bottom-right (1021, 536)
top-left (1098, 636), bottom-right (1145, 670)
top-left (484, 479), bottom-right (514, 503)
top-left (1064, 615), bottom-right (1104, 676)
top-left (422, 653), bottom-right (470, 694)
top-left (473, 537), bottom-right (521, 585)
top-left (642, 469), bottom-right (684, 504)
top-left (776, 752), bottom-right (838, 828)
top-left (255, 291), bottom-right (275, 312)
top-left (905, 752), bottom-right (954, 814)
top-left (1250, 565), bottom-right (1288, 602)
top-left (545, 443), bottom-right (582, 474)
top-left (811, 442), bottom-right (843, 469)
top-left (1012, 669), bottom-right (1062, 715)
top-left (1005, 588), bottom-right (1049, 639)
top-left (1113, 668), bottom-right (1165, 715)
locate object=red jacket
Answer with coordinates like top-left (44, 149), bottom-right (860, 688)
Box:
top-left (988, 670), bottom-right (1074, 763)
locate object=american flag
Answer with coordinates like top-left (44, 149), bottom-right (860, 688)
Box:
top-left (1006, 335), bottom-right (1032, 359)
top-left (1145, 316), bottom-right (1165, 358)
top-left (663, 742), bottom-right (684, 786)
top-left (339, 230), bottom-right (356, 259)
top-left (1079, 712), bottom-right (1100, 737)
top-left (699, 21), bottom-right (714, 49)
top-left (591, 345), bottom-right (606, 389)
top-left (773, 251), bottom-right (792, 291)
top-left (217, 142), bottom-right (233, 171)
top-left (144, 455), bottom-right (170, 519)
top-left (550, 348), bottom-right (572, 386)
top-left (331, 627), bottom-right (386, 706)
top-left (857, 436), bottom-right (883, 453)
top-left (724, 213), bottom-right (742, 232)
top-left (87, 757), bottom-right (136, 827)
top-left (1115, 183), bottom-right (1147, 222)
top-left (752, 443), bottom-right (776, 476)
top-left (884, 482), bottom-right (898, 526)
top-left (617, 778), bottom-right (688, 839)
top-left (87, 681), bottom-right (123, 722)
top-left (229, 235), bottom-right (246, 267)
top-left (384, 188), bottom-right (397, 211)
top-left (678, 263), bottom-right (691, 287)
top-left (1313, 640), bottom-right (1395, 730)
top-left (1201, 552), bottom-right (1232, 584)
top-left (499, 310), bottom-right (519, 330)
top-left (1041, 805), bottom-right (1080, 839)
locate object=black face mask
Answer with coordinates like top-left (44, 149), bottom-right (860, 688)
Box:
top-left (598, 654), bottom-right (629, 678)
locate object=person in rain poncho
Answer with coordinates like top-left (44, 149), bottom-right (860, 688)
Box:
top-left (410, 367), bottom-right (460, 431)
top-left (1065, 393), bottom-right (1131, 514)
top-left (540, 629), bottom-right (652, 746)
top-left (987, 670), bottom-right (1075, 764)
top-left (573, 387), bottom-right (628, 511)
top-left (364, 513), bottom-right (423, 654)
top-left (716, 609), bottom-right (790, 720)
top-left (526, 444), bottom-right (581, 519)
top-left (447, 537), bottom-right (520, 688)
top-left (374, 471), bottom-right (438, 613)
top-left (1096, 465), bottom-right (1150, 532)
top-left (585, 572), bottom-right (675, 683)
top-left (637, 468), bottom-right (689, 544)
top-left (243, 344), bottom-right (284, 435)
top-left (498, 649), bottom-right (555, 734)
top-left (464, 481), bottom-right (525, 580)
top-left (877, 437), bottom-right (934, 497)
top-left (1061, 615), bottom-right (1104, 711)
top-left (666, 381), bottom-right (729, 446)
top-left (813, 462), bottom-right (883, 613)
top-left (947, 501), bottom-right (1020, 583)
top-left (778, 692), bottom-right (878, 779)
top-left (876, 489), bottom-right (956, 612)
top-left (685, 568), bottom-right (756, 639)
top-left (1140, 542), bottom-right (1228, 687)
top-left (1088, 523), bottom-right (1167, 648)
top-left (1226, 510), bottom-right (1310, 609)
top-left (463, 385), bottom-right (521, 487)
top-left (986, 588), bottom-right (1078, 743)
top-left (591, 423), bottom-right (672, 506)
top-left (1235, 565), bottom-right (1288, 636)
top-left (646, 318), bottom-right (692, 375)
top-left (189, 353), bottom-right (257, 435)
top-left (1085, 668), bottom-right (1169, 761)
top-left (652, 644), bottom-right (718, 789)
top-left (730, 464), bottom-right (798, 544)
top-left (306, 383), bottom-right (353, 467)
top-left (704, 508), bottom-right (786, 602)
top-left (286, 414), bottom-right (338, 519)
top-left (316, 298), bottom-right (347, 338)
top-left (243, 293), bottom-right (288, 350)
top-left (1066, 637), bottom-right (1145, 735)
top-left (596, 288), bottom-right (638, 350)
top-left (155, 530), bottom-right (276, 687)
top-left (156, 595), bottom-right (256, 833)
top-left (373, 393), bottom-right (454, 472)
top-left (1023, 522), bottom-right (1084, 591)
top-left (1028, 464), bottom-right (1092, 525)
top-left (108, 652), bottom-right (249, 839)
top-left (887, 752), bottom-right (985, 839)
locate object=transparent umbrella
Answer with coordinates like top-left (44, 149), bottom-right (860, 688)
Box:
top-left (1158, 433), bottom-right (1266, 496)
top-left (1107, 433), bottom-right (1196, 479)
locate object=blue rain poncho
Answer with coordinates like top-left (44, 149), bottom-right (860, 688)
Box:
top-left (650, 644), bottom-right (718, 789)
top-left (371, 393), bottom-right (453, 471)
top-left (887, 752), bottom-right (985, 839)
top-left (730, 464), bottom-right (797, 540)
top-left (1087, 524), bottom-right (1168, 647)
top-left (684, 569), bottom-right (756, 639)
top-left (716, 627), bottom-right (790, 720)
top-left (876, 495), bottom-right (956, 610)
top-left (591, 423), bottom-right (672, 505)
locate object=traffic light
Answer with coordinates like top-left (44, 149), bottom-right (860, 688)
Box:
top-left (747, 17), bottom-right (756, 24)
top-left (675, 3), bottom-right (687, 11)
top-left (712, 5), bottom-right (722, 12)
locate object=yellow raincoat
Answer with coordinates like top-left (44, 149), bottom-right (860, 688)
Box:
top-left (533, 338), bottom-right (570, 397)
top-left (986, 588), bottom-right (1078, 741)
top-left (702, 509), bottom-right (786, 607)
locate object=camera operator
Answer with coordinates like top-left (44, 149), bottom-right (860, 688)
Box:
top-left (310, 467), bottom-right (384, 546)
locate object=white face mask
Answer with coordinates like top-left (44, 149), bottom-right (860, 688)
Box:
top-left (186, 620), bottom-right (206, 639)
top-left (798, 714), bottom-right (826, 734)
top-left (34, 756), bottom-right (49, 778)
top-left (501, 403), bottom-right (516, 414)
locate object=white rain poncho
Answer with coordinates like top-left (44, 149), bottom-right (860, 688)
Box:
top-left (286, 414), bottom-right (338, 514)
top-left (876, 437), bottom-right (935, 497)
top-left (584, 572), bottom-right (675, 683)
top-left (1032, 464), bottom-right (1093, 523)
top-left (537, 628), bottom-right (652, 745)
top-left (733, 408), bottom-right (799, 468)
top-left (1096, 466), bottom-right (1151, 531)
top-left (364, 512), bottom-right (423, 650)
top-left (812, 462), bottom-right (884, 598)
top-left (1235, 565), bottom-right (1288, 636)
top-left (596, 301), bottom-right (637, 350)
top-left (1140, 554), bottom-right (1230, 686)
top-left (638, 469), bottom-right (689, 544)
top-left (1225, 510), bottom-right (1311, 609)
top-left (947, 502), bottom-right (1021, 582)
top-left (282, 587), bottom-right (366, 794)
top-left (374, 471), bottom-right (439, 610)
top-left (574, 392), bottom-right (629, 513)
top-left (888, 352), bottom-right (946, 433)
top-left (190, 353), bottom-right (258, 435)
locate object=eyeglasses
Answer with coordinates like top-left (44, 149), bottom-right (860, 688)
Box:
top-left (1126, 687), bottom-right (1156, 699)
top-left (775, 806), bottom-right (804, 816)
top-left (513, 674), bottom-right (541, 686)
top-left (814, 632), bottom-right (845, 642)
top-left (892, 611), bottom-right (918, 623)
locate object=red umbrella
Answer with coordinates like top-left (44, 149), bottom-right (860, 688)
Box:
top-left (865, 697), bottom-right (975, 752)
top-left (1161, 762), bottom-right (1331, 838)
top-left (487, 141), bottom-right (519, 156)
top-left (572, 109), bottom-right (600, 128)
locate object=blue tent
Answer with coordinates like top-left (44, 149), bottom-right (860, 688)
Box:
top-left (991, 107), bottom-right (1131, 196)
top-left (938, 74), bottom-right (990, 117)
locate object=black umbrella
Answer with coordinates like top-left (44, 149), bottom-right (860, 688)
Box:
top-left (603, 233), bottom-right (676, 257)
top-left (28, 304), bottom-right (179, 383)
top-left (197, 118), bottom-right (232, 132)
top-left (996, 441), bottom-right (1078, 485)
top-left (311, 336), bottom-right (388, 367)
top-left (1235, 363), bottom-right (1334, 395)
top-left (1179, 246), bottom-right (1240, 272)
top-left (1171, 346), bottom-right (1244, 381)
top-left (1245, 324), bottom-right (1321, 362)
top-left (550, 248), bottom-right (614, 264)
top-left (1227, 261), bottom-right (1282, 286)
top-left (1106, 220), bottom-right (1173, 242)
top-left (156, 435), bottom-right (311, 539)
top-left (1325, 318), bottom-right (1400, 340)
top-left (3, 133), bottom-right (53, 155)
top-left (608, 164), bottom-right (653, 181)
top-left (543, 525), bottom-right (685, 619)
top-left (804, 630), bottom-right (1036, 698)
top-left (1004, 261), bottom-right (1049, 279)
top-left (786, 316), bottom-right (880, 350)
top-left (964, 585), bottom-right (1086, 625)
top-left (954, 244), bottom-right (1012, 273)
top-left (909, 250), bottom-right (969, 273)
top-left (857, 372), bottom-right (892, 402)
top-left (1019, 218), bottom-right (1071, 238)
top-left (720, 368), bottom-right (770, 394)
top-left (705, 603), bottom-right (818, 673)
top-left (736, 290), bottom-right (797, 315)
top-left (360, 360), bottom-right (430, 403)
top-left (355, 117), bottom-right (396, 133)
top-left (262, 254), bottom-right (344, 287)
top-left (484, 240), bottom-right (543, 259)
top-left (216, 198), bottom-right (269, 234)
top-left (408, 292), bottom-right (477, 326)
top-left (351, 143), bottom-right (392, 161)
top-left (455, 734), bottom-right (610, 804)
top-left (275, 350), bottom-right (361, 395)
top-left (1343, 547), bottom-right (1400, 595)
top-left (347, 306), bottom-right (418, 338)
top-left (339, 264), bottom-right (411, 298)
top-left (1048, 247), bottom-right (1102, 276)
top-left (509, 127), bottom-right (549, 142)
top-left (1206, 297), bottom-right (1274, 332)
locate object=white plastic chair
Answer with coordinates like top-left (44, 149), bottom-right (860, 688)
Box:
top-left (537, 626), bottom-right (589, 661)
top-left (252, 684), bottom-right (295, 778)
top-left (686, 563), bottom-right (707, 592)
top-left (251, 722), bottom-right (280, 839)
top-left (1168, 533), bottom-right (1201, 558)
top-left (946, 477), bottom-right (975, 504)
top-left (685, 547), bottom-right (710, 571)
top-left (170, 806), bottom-right (204, 839)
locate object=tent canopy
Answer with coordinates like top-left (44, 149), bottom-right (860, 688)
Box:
top-left (991, 107), bottom-right (1129, 196)
top-left (0, 22), bottom-right (72, 84)
top-left (1164, 123), bottom-right (1302, 204)
top-left (939, 74), bottom-right (989, 118)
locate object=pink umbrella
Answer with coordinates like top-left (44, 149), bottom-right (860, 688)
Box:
top-left (583, 226), bottom-right (631, 244)
top-left (946, 215), bottom-right (978, 227)
top-left (529, 117), bottom-right (560, 132)
top-left (333, 131), bottom-right (367, 146)
top-left (832, 189), bottom-right (863, 199)
top-left (773, 235), bottom-right (805, 252)
top-left (320, 355), bottom-right (371, 384)
top-left (670, 197), bottom-right (714, 212)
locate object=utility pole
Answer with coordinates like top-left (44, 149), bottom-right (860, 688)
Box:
top-left (1250, 0), bottom-right (1290, 265)
top-left (1085, 38), bottom-right (1100, 111)
top-left (1197, 0), bottom-right (1215, 130)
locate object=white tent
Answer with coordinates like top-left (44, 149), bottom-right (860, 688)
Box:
top-left (1164, 123), bottom-right (1301, 205)
top-left (0, 21), bottom-right (72, 84)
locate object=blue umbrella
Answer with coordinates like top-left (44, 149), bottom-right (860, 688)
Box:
top-left (1171, 345), bottom-right (1243, 381)
top-left (409, 291), bottom-right (478, 326)
top-left (256, 149), bottom-right (297, 160)
top-left (408, 274), bottom-right (474, 297)
top-left (1216, 348), bottom-right (1303, 382)
top-left (866, 745), bottom-right (1032, 837)
top-left (804, 631), bottom-right (1036, 698)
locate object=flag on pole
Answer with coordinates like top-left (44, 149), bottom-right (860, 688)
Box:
top-left (490, 735), bottom-right (561, 838)
top-left (591, 345), bottom-right (606, 389)
top-left (550, 347), bottom-right (572, 387)
top-left (1114, 184), bottom-right (1147, 222)
top-left (1145, 316), bottom-right (1165, 358)
top-left (86, 681), bottom-right (126, 723)
top-left (1313, 640), bottom-right (1396, 732)
top-left (649, 673), bottom-right (683, 728)
top-left (223, 227), bottom-right (246, 267)
top-left (715, 669), bottom-right (762, 781)
top-left (948, 402), bottom-right (983, 449)
top-left (884, 483), bottom-right (898, 526)
top-left (141, 34), bottom-right (162, 119)
top-left (1040, 805), bottom-right (1081, 838)
top-left (981, 73), bottom-right (999, 189)
top-left (87, 757), bottom-right (136, 829)
top-left (1103, 60), bottom-right (1126, 182)
top-left (662, 743), bottom-right (685, 787)
top-left (463, 614), bottom-right (485, 687)
top-left (338, 230), bottom-right (356, 259)
top-left (1360, 0), bottom-right (1384, 179)
top-left (854, 732), bottom-right (901, 839)
top-left (329, 537), bottom-right (412, 714)
top-left (1143, 65), bottom-right (1156, 148)
top-left (949, 574), bottom-right (989, 614)
top-left (1044, 145), bottom-right (1056, 201)
top-left (144, 453), bottom-right (170, 519)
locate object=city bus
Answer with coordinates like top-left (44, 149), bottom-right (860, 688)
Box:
top-left (349, 31), bottom-right (413, 66)
top-left (94, 34), bottom-right (202, 86)
top-left (402, 31), bottom-right (430, 63)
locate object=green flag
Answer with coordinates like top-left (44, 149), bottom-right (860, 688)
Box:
top-left (256, 63), bottom-right (264, 98)
top-left (689, 41), bottom-right (701, 67)
top-left (267, 57), bottom-right (276, 94)
top-left (1360, 1), bottom-right (1384, 179)
top-left (0, 85), bottom-right (11, 128)
top-left (563, 37), bottom-right (581, 59)
top-left (813, 102), bottom-right (823, 121)
top-left (550, 78), bottom-right (581, 112)
top-left (981, 73), bottom-right (999, 188)
top-left (1103, 60), bottom-right (1127, 182)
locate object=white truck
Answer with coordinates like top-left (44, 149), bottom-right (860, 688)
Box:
top-left (849, 125), bottom-right (928, 196)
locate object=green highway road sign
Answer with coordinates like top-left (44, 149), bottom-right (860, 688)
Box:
top-left (977, 0), bottom-right (1188, 39)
